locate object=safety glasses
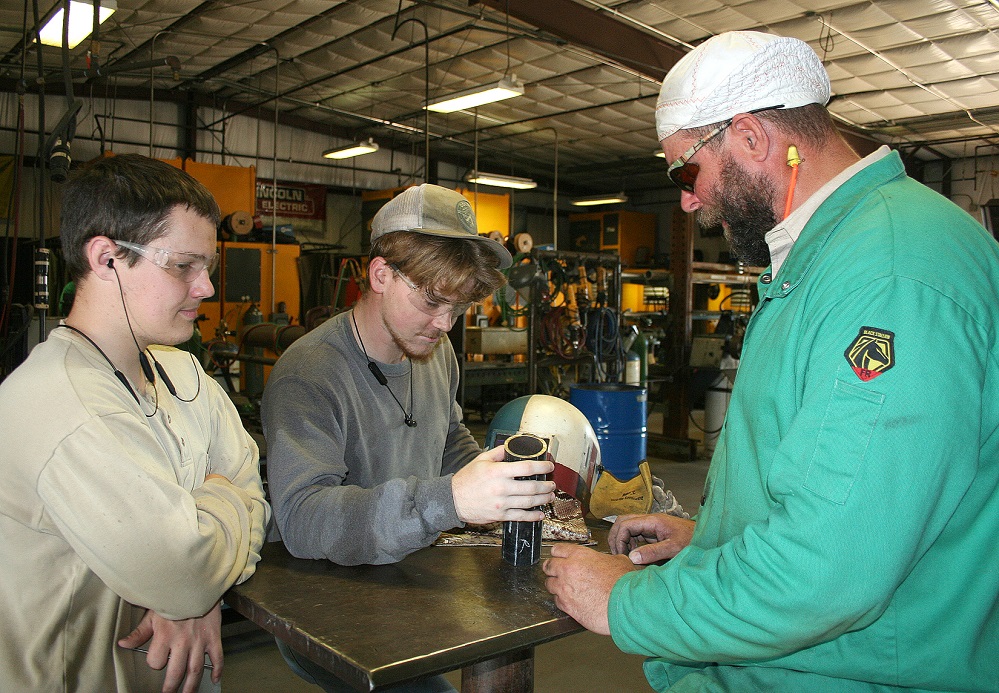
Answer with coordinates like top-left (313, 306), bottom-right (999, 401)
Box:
top-left (389, 264), bottom-right (471, 322)
top-left (115, 241), bottom-right (219, 282)
top-left (666, 105), bottom-right (784, 193)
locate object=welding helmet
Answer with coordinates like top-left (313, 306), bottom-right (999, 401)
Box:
top-left (487, 395), bottom-right (600, 511)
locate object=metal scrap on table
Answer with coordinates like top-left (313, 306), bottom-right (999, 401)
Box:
top-left (435, 492), bottom-right (595, 547)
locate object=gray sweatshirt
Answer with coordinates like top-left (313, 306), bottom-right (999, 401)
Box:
top-left (261, 311), bottom-right (480, 565)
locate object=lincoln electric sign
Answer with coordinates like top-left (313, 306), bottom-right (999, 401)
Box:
top-left (256, 182), bottom-right (326, 221)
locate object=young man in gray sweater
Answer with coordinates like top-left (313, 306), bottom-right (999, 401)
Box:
top-left (261, 183), bottom-right (555, 692)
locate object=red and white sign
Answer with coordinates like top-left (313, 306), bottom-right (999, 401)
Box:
top-left (256, 181), bottom-right (326, 220)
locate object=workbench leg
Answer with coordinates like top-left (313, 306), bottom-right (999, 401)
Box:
top-left (460, 647), bottom-right (534, 693)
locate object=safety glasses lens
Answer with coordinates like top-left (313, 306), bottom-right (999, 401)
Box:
top-left (203, 254), bottom-right (220, 277)
top-left (407, 291), bottom-right (469, 321)
top-left (668, 162), bottom-right (699, 193)
top-left (393, 265), bottom-right (469, 321)
top-left (169, 253), bottom-right (219, 282)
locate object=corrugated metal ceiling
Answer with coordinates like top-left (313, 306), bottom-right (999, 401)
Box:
top-left (1, 0), bottom-right (997, 195)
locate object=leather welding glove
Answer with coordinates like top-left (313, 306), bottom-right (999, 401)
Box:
top-left (588, 459), bottom-right (654, 521)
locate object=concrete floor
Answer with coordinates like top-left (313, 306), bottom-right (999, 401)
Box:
top-left (222, 416), bottom-right (711, 693)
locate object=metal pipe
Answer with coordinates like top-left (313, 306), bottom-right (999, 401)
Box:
top-left (241, 323), bottom-right (305, 351)
top-left (391, 15), bottom-right (430, 182)
top-left (501, 433), bottom-right (548, 566)
top-left (149, 31), bottom-right (169, 157)
top-left (255, 43), bottom-right (281, 315)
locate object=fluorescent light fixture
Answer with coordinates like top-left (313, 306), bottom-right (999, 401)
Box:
top-left (464, 171), bottom-right (537, 190)
top-left (571, 192), bottom-right (628, 207)
top-left (39, 0), bottom-right (116, 49)
top-left (654, 149), bottom-right (667, 158)
top-left (426, 77), bottom-right (524, 113)
top-left (323, 138), bottom-right (379, 160)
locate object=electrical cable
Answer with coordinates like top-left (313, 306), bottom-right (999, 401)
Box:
top-left (688, 409), bottom-right (724, 435)
top-left (586, 306), bottom-right (623, 382)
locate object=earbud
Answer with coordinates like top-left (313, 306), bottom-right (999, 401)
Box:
top-left (107, 257), bottom-right (114, 268)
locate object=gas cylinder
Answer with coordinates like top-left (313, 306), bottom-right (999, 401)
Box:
top-left (242, 303), bottom-right (265, 398)
top-left (625, 351), bottom-right (641, 385)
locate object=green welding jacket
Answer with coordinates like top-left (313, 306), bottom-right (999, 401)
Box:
top-left (608, 151), bottom-right (999, 692)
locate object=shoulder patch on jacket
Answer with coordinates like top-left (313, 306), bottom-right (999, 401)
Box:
top-left (845, 326), bottom-right (895, 382)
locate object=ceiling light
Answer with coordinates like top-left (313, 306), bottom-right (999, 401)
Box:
top-left (39, 0), bottom-right (116, 49)
top-left (571, 192), bottom-right (628, 207)
top-left (465, 171), bottom-right (537, 190)
top-left (426, 77), bottom-right (524, 113)
top-left (654, 149), bottom-right (666, 158)
top-left (323, 138), bottom-right (379, 160)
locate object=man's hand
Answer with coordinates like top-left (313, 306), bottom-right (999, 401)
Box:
top-left (543, 544), bottom-right (637, 634)
top-left (118, 601), bottom-right (223, 693)
top-left (608, 513), bottom-right (696, 565)
top-left (452, 445), bottom-right (556, 525)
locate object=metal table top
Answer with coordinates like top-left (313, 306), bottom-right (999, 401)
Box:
top-left (226, 534), bottom-right (603, 691)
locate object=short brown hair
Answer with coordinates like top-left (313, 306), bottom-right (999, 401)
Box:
top-left (61, 154), bottom-right (220, 281)
top-left (365, 230), bottom-right (506, 303)
top-left (691, 103), bottom-right (839, 150)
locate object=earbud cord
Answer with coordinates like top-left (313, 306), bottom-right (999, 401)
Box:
top-left (148, 349), bottom-right (202, 402)
top-left (109, 258), bottom-right (160, 416)
top-left (56, 324), bottom-right (153, 417)
top-left (351, 309), bottom-right (416, 428)
top-left (109, 257), bottom-right (201, 404)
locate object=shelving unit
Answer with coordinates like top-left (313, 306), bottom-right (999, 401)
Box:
top-left (658, 208), bottom-right (762, 449)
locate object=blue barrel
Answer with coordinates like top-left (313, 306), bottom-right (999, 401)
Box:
top-left (569, 383), bottom-right (647, 480)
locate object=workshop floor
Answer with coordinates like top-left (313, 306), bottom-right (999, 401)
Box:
top-left (222, 417), bottom-right (711, 693)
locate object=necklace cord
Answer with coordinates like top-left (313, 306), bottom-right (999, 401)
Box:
top-left (351, 310), bottom-right (416, 427)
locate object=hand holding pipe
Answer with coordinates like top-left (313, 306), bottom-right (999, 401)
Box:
top-left (502, 433), bottom-right (549, 566)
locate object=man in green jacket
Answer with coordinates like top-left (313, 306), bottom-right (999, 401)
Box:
top-left (544, 31), bottom-right (998, 692)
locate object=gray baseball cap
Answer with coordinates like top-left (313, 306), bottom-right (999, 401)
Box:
top-left (371, 184), bottom-right (513, 269)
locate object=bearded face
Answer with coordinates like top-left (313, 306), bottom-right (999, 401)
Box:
top-left (696, 152), bottom-right (779, 267)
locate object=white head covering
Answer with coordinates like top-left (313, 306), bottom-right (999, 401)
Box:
top-left (655, 31), bottom-right (831, 141)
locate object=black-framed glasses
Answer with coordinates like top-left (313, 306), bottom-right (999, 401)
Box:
top-left (666, 105), bottom-right (785, 193)
top-left (389, 264), bottom-right (472, 322)
top-left (115, 241), bottom-right (219, 282)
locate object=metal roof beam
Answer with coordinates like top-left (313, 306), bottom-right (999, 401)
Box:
top-left (474, 0), bottom-right (686, 82)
